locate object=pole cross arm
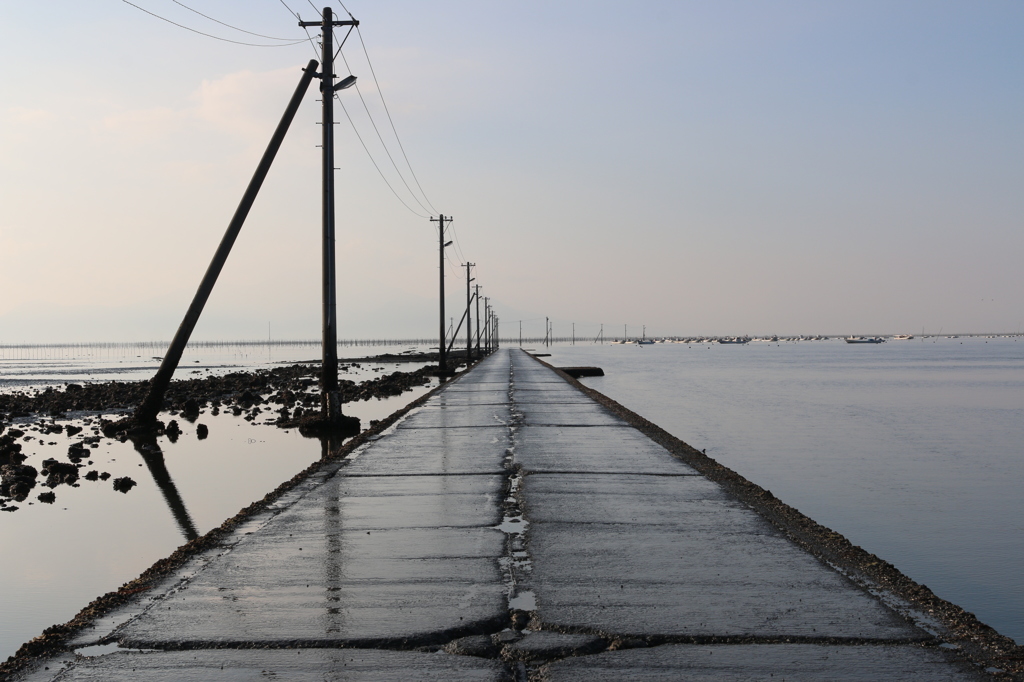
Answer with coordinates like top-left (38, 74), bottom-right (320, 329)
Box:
top-left (298, 20), bottom-right (359, 27)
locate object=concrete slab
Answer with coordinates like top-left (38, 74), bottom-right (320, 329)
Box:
top-left (399, 404), bottom-right (510, 429)
top-left (522, 474), bottom-right (750, 526)
top-left (119, 528), bottom-right (505, 645)
top-left (34, 649), bottom-right (510, 681)
top-left (538, 643), bottom-right (986, 681)
top-left (524, 524), bottom-right (919, 638)
top-left (344, 426), bottom-right (508, 476)
top-left (117, 464), bottom-right (508, 647)
top-left (426, 391), bottom-right (512, 406)
top-left (513, 426), bottom-right (695, 475)
top-left (515, 402), bottom-right (624, 427)
top-left (321, 473), bottom-right (505, 529)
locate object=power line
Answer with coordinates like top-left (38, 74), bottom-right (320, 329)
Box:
top-left (334, 0), bottom-right (356, 20)
top-left (276, 0), bottom-right (300, 19)
top-left (448, 222), bottom-right (468, 264)
top-left (285, 3), bottom-right (442, 222)
top-left (335, 49), bottom-right (435, 216)
top-left (170, 0), bottom-right (300, 41)
top-left (120, 0), bottom-right (307, 47)
top-left (354, 24), bottom-right (440, 215)
top-left (335, 93), bottom-right (430, 218)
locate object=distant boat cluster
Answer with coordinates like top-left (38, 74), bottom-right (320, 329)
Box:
top-left (603, 333), bottom-right (1021, 346)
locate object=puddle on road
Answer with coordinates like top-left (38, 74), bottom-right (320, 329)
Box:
top-left (508, 590), bottom-right (536, 611)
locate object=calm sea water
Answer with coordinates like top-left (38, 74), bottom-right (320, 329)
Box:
top-left (546, 336), bottom-right (1024, 644)
top-left (0, 342), bottom-right (437, 661)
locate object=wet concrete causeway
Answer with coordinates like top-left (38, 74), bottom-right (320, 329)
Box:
top-left (21, 349), bottom-right (986, 680)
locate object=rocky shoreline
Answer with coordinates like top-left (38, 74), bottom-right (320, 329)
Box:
top-left (0, 362), bottom-right (434, 510)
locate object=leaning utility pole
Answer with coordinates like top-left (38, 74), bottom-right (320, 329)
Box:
top-left (129, 59), bottom-right (320, 427)
top-left (430, 214), bottom-right (452, 373)
top-left (299, 7), bottom-right (358, 425)
top-left (465, 262), bottom-right (475, 361)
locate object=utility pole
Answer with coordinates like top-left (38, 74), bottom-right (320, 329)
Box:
top-left (465, 262), bottom-right (475, 362)
top-left (484, 297), bottom-right (490, 353)
top-left (519, 320), bottom-right (522, 347)
top-left (545, 317), bottom-right (549, 347)
top-left (572, 322), bottom-right (575, 345)
top-left (474, 284), bottom-right (482, 357)
top-left (430, 214), bottom-right (453, 374)
top-left (299, 7), bottom-right (358, 426)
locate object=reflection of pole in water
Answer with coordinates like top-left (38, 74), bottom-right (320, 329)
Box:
top-left (129, 435), bottom-right (200, 541)
top-left (321, 433), bottom-right (344, 636)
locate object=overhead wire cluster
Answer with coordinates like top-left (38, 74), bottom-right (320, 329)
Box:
top-left (121, 0), bottom-right (470, 267)
top-left (282, 0), bottom-right (444, 225)
top-left (120, 0), bottom-right (307, 47)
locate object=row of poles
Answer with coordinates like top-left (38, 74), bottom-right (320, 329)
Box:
top-left (433, 215), bottom-right (499, 377)
top-left (130, 7), bottom-right (498, 430)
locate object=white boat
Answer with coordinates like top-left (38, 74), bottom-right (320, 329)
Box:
top-left (892, 334), bottom-right (914, 341)
top-left (845, 336), bottom-right (885, 344)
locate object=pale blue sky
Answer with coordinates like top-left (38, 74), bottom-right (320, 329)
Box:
top-left (1, 1), bottom-right (1021, 341)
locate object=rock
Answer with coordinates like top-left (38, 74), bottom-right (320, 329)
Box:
top-left (165, 420), bottom-right (181, 443)
top-left (84, 470), bottom-right (99, 481)
top-left (182, 398), bottom-right (200, 421)
top-left (67, 442), bottom-right (89, 463)
top-left (37, 491), bottom-right (56, 504)
top-left (112, 476), bottom-right (136, 493)
top-left (196, 423), bottom-right (209, 440)
top-left (0, 434), bottom-right (26, 467)
top-left (1, 462), bottom-right (39, 501)
top-left (40, 459), bottom-right (79, 487)
top-left (65, 425), bottom-right (83, 437)
top-left (99, 472), bottom-right (111, 481)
